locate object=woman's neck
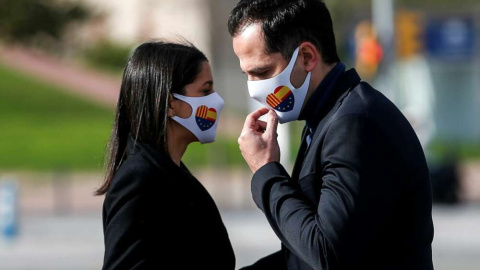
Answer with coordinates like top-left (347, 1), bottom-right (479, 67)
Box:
top-left (167, 122), bottom-right (190, 166)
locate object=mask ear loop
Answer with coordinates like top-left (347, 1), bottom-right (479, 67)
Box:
top-left (289, 48), bottom-right (310, 89)
top-left (171, 94), bottom-right (196, 119)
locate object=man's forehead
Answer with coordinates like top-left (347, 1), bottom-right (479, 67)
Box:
top-left (238, 22), bottom-right (262, 39)
top-left (232, 24), bottom-right (271, 71)
top-left (233, 24), bottom-right (265, 54)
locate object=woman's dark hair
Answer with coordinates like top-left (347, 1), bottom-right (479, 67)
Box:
top-left (95, 40), bottom-right (208, 195)
top-left (228, 0), bottom-right (340, 64)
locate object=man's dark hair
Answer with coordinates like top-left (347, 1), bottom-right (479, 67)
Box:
top-left (228, 0), bottom-right (340, 64)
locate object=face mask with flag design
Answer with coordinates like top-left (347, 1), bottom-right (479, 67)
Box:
top-left (247, 47), bottom-right (312, 124)
top-left (171, 92), bottom-right (224, 144)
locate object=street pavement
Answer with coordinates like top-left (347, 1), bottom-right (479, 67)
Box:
top-left (0, 203), bottom-right (479, 270)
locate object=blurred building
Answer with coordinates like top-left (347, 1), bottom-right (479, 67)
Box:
top-left (79, 0), bottom-right (212, 56)
top-left (74, 0), bottom-right (249, 114)
top-left (349, 6), bottom-right (480, 147)
top-left (65, 0), bottom-right (480, 149)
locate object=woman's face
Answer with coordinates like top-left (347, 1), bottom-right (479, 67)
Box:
top-left (173, 61), bottom-right (214, 118)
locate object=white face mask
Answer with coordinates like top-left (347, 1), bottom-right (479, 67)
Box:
top-left (171, 92), bottom-right (224, 144)
top-left (247, 47), bottom-right (312, 124)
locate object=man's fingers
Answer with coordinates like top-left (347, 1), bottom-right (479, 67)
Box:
top-left (256, 120), bottom-right (267, 132)
top-left (244, 107), bottom-right (269, 129)
top-left (265, 110), bottom-right (279, 137)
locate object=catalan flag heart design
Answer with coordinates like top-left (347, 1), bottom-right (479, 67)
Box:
top-left (266, 85), bottom-right (294, 112)
top-left (195, 105), bottom-right (217, 131)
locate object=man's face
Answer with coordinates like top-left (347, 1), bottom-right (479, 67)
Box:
top-left (233, 23), bottom-right (308, 88)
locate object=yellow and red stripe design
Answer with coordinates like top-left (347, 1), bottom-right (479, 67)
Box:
top-left (266, 86), bottom-right (292, 108)
top-left (206, 108), bottom-right (217, 122)
top-left (196, 106), bottom-right (217, 121)
top-left (195, 105), bottom-right (218, 131)
top-left (196, 105), bottom-right (209, 119)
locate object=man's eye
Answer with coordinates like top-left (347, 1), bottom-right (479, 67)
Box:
top-left (257, 70), bottom-right (272, 79)
top-left (257, 71), bottom-right (267, 76)
top-left (202, 89), bottom-right (211, 95)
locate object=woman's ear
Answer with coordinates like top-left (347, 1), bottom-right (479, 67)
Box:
top-left (167, 94), bottom-right (176, 117)
top-left (299, 42), bottom-right (319, 72)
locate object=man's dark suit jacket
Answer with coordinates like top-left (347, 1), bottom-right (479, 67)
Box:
top-left (102, 136), bottom-right (235, 270)
top-left (247, 69), bottom-right (434, 270)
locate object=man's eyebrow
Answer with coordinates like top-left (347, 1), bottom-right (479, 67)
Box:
top-left (242, 66), bottom-right (270, 75)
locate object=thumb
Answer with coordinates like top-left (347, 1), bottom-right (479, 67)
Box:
top-left (265, 110), bottom-right (279, 137)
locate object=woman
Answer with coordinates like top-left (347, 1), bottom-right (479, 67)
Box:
top-left (96, 40), bottom-right (235, 270)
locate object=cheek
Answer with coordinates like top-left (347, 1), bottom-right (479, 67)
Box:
top-left (176, 100), bottom-right (193, 119)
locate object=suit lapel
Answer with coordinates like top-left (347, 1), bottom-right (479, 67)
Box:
top-left (290, 69), bottom-right (361, 181)
top-left (291, 125), bottom-right (308, 181)
top-left (304, 88), bottom-right (351, 156)
top-left (306, 72), bottom-right (361, 153)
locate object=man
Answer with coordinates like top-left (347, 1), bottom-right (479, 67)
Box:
top-left (228, 0), bottom-right (434, 269)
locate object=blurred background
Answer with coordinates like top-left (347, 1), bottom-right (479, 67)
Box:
top-left (0, 0), bottom-right (479, 269)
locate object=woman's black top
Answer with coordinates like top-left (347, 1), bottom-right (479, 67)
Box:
top-left (102, 136), bottom-right (235, 269)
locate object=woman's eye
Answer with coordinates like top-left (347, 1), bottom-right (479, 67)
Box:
top-left (202, 89), bottom-right (211, 95)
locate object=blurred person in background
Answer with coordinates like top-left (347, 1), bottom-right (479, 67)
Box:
top-left (229, 0), bottom-right (434, 269)
top-left (95, 41), bottom-right (235, 270)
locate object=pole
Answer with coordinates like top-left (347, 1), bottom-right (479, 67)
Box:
top-left (372, 0), bottom-right (397, 101)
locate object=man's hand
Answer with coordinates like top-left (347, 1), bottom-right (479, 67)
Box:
top-left (238, 107), bottom-right (280, 173)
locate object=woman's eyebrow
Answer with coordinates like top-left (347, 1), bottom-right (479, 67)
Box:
top-left (203, 80), bottom-right (214, 86)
